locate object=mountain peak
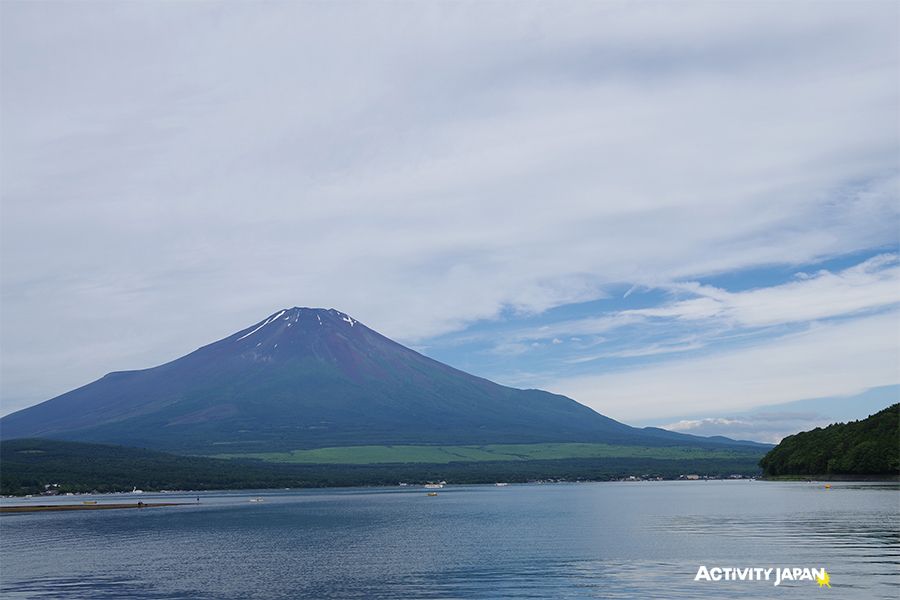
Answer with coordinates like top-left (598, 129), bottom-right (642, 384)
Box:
top-left (234, 307), bottom-right (359, 343)
top-left (0, 305), bottom-right (762, 454)
top-left (275, 306), bottom-right (356, 319)
top-left (282, 307), bottom-right (358, 325)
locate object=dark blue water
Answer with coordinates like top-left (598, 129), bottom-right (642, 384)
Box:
top-left (1, 481), bottom-right (897, 599)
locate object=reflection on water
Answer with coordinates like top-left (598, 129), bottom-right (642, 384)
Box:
top-left (1, 481), bottom-right (898, 599)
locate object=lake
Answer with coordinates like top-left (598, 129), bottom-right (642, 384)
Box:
top-left (1, 481), bottom-right (897, 599)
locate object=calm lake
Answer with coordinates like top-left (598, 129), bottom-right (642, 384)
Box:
top-left (1, 481), bottom-right (897, 599)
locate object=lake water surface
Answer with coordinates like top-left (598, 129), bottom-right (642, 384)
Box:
top-left (1, 481), bottom-right (897, 599)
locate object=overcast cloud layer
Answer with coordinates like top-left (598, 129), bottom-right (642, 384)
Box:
top-left (2, 2), bottom-right (898, 437)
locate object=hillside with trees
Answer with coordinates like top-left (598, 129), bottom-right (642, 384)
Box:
top-left (759, 404), bottom-right (899, 478)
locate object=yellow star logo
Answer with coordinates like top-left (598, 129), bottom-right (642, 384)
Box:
top-left (816, 570), bottom-right (831, 588)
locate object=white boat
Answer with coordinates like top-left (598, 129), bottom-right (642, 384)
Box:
top-left (424, 483), bottom-right (443, 489)
top-left (249, 497), bottom-right (265, 503)
top-left (495, 482), bottom-right (509, 487)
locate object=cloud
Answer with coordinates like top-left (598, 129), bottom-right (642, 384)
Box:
top-left (628, 253), bottom-right (900, 327)
top-left (502, 314), bottom-right (645, 344)
top-left (568, 339), bottom-right (707, 362)
top-left (649, 385), bottom-right (900, 443)
top-left (1, 2), bottom-right (898, 413)
top-left (471, 253), bottom-right (898, 362)
top-left (660, 413), bottom-right (833, 444)
top-left (665, 417), bottom-right (748, 430)
top-left (552, 310), bottom-right (900, 422)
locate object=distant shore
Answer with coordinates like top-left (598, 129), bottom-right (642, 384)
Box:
top-left (761, 474), bottom-right (899, 482)
top-left (1, 502), bottom-right (190, 513)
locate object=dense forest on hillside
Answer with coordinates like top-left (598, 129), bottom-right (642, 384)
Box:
top-left (1, 438), bottom-right (764, 495)
top-left (759, 404), bottom-right (899, 477)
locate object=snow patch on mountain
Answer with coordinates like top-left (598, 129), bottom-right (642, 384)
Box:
top-left (236, 310), bottom-right (286, 341)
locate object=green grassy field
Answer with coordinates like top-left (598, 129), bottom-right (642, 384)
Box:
top-left (214, 443), bottom-right (757, 464)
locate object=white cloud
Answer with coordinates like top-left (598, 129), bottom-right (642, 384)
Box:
top-left (474, 254), bottom-right (898, 360)
top-left (1, 2), bottom-right (898, 413)
top-left (659, 414), bottom-right (834, 444)
top-left (650, 387), bottom-right (900, 443)
top-left (665, 417), bottom-right (746, 430)
top-left (629, 253), bottom-right (900, 327)
top-left (568, 339), bottom-right (707, 362)
top-left (552, 310), bottom-right (900, 422)
top-left (503, 314), bottom-right (645, 344)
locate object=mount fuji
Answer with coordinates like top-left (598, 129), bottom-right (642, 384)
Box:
top-left (0, 307), bottom-right (762, 454)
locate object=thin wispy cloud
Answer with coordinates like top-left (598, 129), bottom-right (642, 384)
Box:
top-left (460, 253), bottom-right (898, 361)
top-left (567, 339), bottom-right (707, 363)
top-left (630, 253), bottom-right (900, 327)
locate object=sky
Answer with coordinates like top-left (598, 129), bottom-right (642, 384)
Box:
top-left (1, 1), bottom-right (898, 443)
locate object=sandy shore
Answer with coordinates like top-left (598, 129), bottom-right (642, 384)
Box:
top-left (1, 502), bottom-right (190, 513)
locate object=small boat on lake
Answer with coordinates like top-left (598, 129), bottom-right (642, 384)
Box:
top-left (424, 483), bottom-right (443, 489)
top-left (249, 497), bottom-right (265, 503)
top-left (427, 492), bottom-right (438, 497)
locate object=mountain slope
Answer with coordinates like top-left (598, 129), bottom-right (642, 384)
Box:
top-left (1, 307), bottom-right (764, 454)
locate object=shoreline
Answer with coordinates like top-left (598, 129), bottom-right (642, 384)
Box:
top-left (1, 502), bottom-right (190, 513)
top-left (5, 477), bottom-right (899, 503)
top-left (760, 474), bottom-right (899, 482)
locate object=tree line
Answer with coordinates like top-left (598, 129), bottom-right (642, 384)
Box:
top-left (1, 438), bottom-right (764, 495)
